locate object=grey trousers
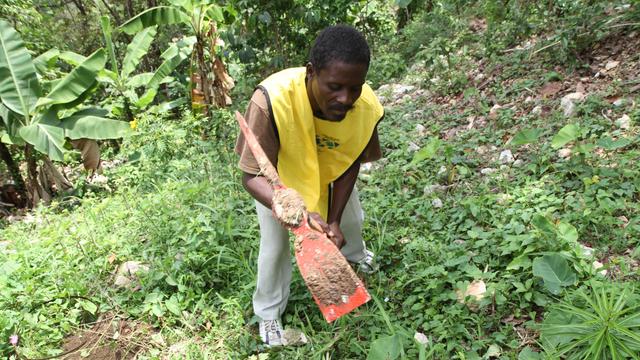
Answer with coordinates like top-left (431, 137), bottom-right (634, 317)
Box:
top-left (253, 187), bottom-right (368, 320)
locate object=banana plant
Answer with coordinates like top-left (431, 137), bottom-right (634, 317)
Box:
top-left (119, 0), bottom-right (234, 110)
top-left (0, 19), bottom-right (131, 206)
top-left (99, 16), bottom-right (195, 121)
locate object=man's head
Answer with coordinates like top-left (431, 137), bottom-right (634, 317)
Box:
top-left (306, 25), bottom-right (370, 121)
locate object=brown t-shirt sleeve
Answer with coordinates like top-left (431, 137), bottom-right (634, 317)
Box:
top-left (234, 89), bottom-right (279, 175)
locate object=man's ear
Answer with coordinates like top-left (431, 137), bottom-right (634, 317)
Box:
top-left (305, 62), bottom-right (314, 79)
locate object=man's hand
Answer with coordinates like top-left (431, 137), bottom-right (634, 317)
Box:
top-left (327, 221), bottom-right (345, 249)
top-left (308, 212), bottom-right (344, 248)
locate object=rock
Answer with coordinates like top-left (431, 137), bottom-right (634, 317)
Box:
top-left (361, 162), bottom-right (373, 172)
top-left (437, 165), bottom-right (447, 176)
top-left (456, 280), bottom-right (487, 311)
top-left (499, 150), bottom-right (514, 164)
top-left (531, 105), bottom-right (542, 115)
top-left (499, 164), bottom-right (509, 171)
top-left (512, 159), bottom-right (524, 167)
top-left (581, 245), bottom-right (594, 257)
top-left (414, 332), bottom-right (429, 345)
top-left (431, 198), bottom-right (443, 208)
top-left (408, 142), bottom-right (420, 152)
top-left (415, 124), bottom-right (427, 136)
top-left (481, 168), bottom-right (496, 175)
top-left (524, 96), bottom-right (533, 103)
top-left (605, 60), bottom-right (619, 70)
top-left (114, 261), bottom-right (149, 288)
top-left (615, 114), bottom-right (631, 129)
top-left (560, 92), bottom-right (585, 117)
top-left (496, 194), bottom-right (513, 205)
top-left (489, 104), bottom-right (502, 119)
top-left (423, 184), bottom-right (447, 195)
top-left (281, 328), bottom-right (308, 346)
top-left (476, 145), bottom-right (489, 155)
top-left (557, 148), bottom-right (572, 158)
top-left (593, 261), bottom-right (608, 276)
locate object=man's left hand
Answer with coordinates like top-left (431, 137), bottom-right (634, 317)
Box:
top-left (328, 222), bottom-right (345, 249)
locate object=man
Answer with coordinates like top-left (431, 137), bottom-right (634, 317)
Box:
top-left (235, 25), bottom-right (384, 347)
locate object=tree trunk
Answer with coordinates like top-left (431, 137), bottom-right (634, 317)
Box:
top-left (0, 142), bottom-right (28, 207)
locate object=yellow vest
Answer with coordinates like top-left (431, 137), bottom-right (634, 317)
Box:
top-left (259, 67), bottom-right (383, 220)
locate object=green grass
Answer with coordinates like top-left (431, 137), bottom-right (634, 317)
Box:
top-left (2, 6), bottom-right (640, 359)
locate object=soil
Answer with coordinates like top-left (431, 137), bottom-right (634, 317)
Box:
top-left (60, 313), bottom-right (152, 360)
top-left (272, 187), bottom-right (306, 227)
top-left (302, 245), bottom-right (360, 306)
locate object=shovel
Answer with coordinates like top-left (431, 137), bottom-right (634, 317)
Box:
top-left (235, 111), bottom-right (370, 322)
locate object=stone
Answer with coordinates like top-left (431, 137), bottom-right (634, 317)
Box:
top-left (414, 332), bottom-right (429, 345)
top-left (615, 114), bottom-right (631, 129)
top-left (499, 150), bottom-right (514, 164)
top-left (415, 124), bottom-right (427, 136)
top-left (431, 198), bottom-right (443, 208)
top-left (480, 168), bottom-right (497, 175)
top-left (605, 60), bottom-right (619, 70)
top-left (114, 261), bottom-right (149, 288)
top-left (423, 184), bottom-right (447, 195)
top-left (408, 142), bottom-right (420, 152)
top-left (512, 159), bottom-right (524, 167)
top-left (531, 105), bottom-right (542, 115)
top-left (489, 104), bottom-right (502, 119)
top-left (560, 92), bottom-right (585, 117)
top-left (557, 148), bottom-right (572, 158)
top-left (524, 96), bottom-right (533, 103)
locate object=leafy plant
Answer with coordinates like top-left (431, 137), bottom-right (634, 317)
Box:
top-left (99, 16), bottom-right (195, 121)
top-left (541, 281), bottom-right (640, 359)
top-left (0, 19), bottom-right (130, 206)
top-left (120, 0), bottom-right (234, 110)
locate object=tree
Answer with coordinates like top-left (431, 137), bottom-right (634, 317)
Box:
top-left (0, 20), bottom-right (130, 206)
top-left (120, 0), bottom-right (234, 112)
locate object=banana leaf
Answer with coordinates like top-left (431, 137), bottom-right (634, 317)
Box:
top-left (36, 49), bottom-right (106, 108)
top-left (120, 6), bottom-right (189, 35)
top-left (19, 109), bottom-right (65, 161)
top-left (0, 20), bottom-right (42, 116)
top-left (121, 26), bottom-right (158, 78)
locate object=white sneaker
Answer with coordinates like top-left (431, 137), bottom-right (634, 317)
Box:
top-left (356, 250), bottom-right (378, 274)
top-left (259, 319), bottom-right (284, 347)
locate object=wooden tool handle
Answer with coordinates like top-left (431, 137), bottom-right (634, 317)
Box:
top-left (235, 111), bottom-right (282, 186)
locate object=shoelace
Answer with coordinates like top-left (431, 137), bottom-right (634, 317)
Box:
top-left (264, 320), bottom-right (281, 335)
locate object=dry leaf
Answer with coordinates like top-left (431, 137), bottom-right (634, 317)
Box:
top-left (107, 253), bottom-right (117, 264)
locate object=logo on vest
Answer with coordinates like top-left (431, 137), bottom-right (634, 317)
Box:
top-left (315, 134), bottom-right (340, 150)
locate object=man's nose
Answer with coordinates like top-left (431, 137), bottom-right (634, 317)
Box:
top-left (336, 89), bottom-right (354, 106)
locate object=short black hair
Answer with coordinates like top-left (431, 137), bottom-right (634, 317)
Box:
top-left (309, 25), bottom-right (370, 71)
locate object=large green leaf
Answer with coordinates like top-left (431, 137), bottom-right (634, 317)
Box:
top-left (0, 19), bottom-right (42, 116)
top-left (367, 334), bottom-right (403, 360)
top-left (411, 137), bottom-right (441, 165)
top-left (100, 16), bottom-right (119, 75)
top-left (58, 51), bottom-right (87, 67)
top-left (19, 110), bottom-right (65, 161)
top-left (33, 48), bottom-right (61, 74)
top-left (0, 103), bottom-right (25, 144)
top-left (532, 254), bottom-right (577, 295)
top-left (127, 72), bottom-right (154, 88)
top-left (62, 112), bottom-right (131, 140)
top-left (36, 49), bottom-right (106, 108)
top-left (138, 37), bottom-right (195, 105)
top-left (121, 26), bottom-right (158, 78)
top-left (511, 128), bottom-right (543, 146)
top-left (597, 136), bottom-right (633, 150)
top-left (551, 124), bottom-right (580, 149)
top-left (120, 7), bottom-right (189, 35)
top-left (204, 4), bottom-right (224, 22)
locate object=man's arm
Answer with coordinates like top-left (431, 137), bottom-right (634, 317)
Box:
top-left (325, 158), bottom-right (360, 248)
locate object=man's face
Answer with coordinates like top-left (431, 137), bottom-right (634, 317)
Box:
top-left (306, 60), bottom-right (368, 121)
